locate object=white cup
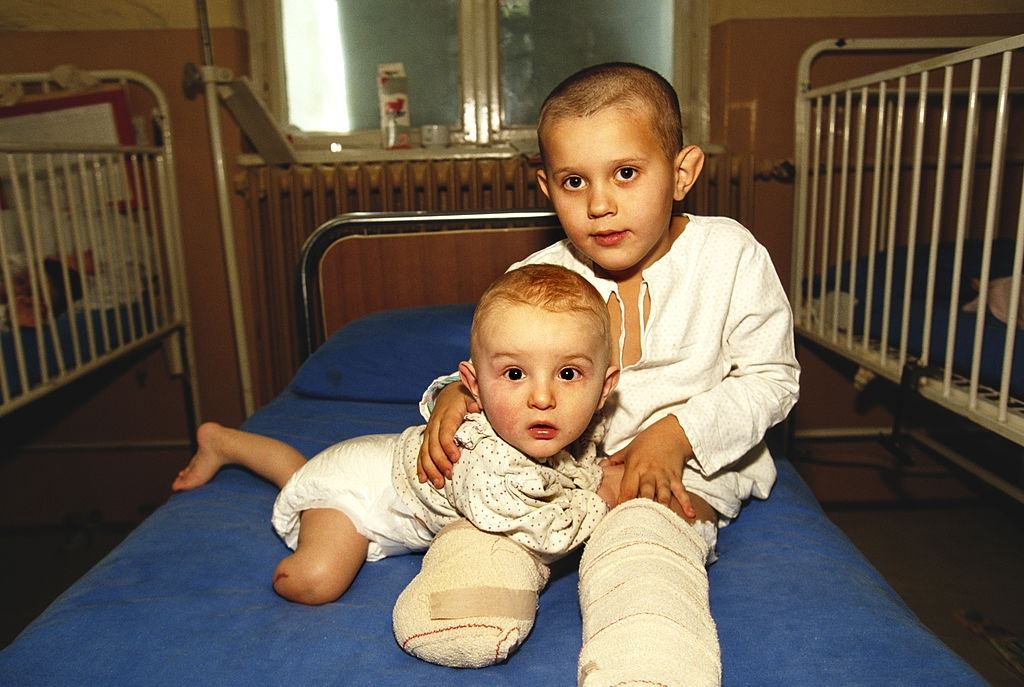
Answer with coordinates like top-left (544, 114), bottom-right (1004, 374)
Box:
top-left (420, 124), bottom-right (450, 148)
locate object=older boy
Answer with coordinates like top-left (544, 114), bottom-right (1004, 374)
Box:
top-left (417, 62), bottom-right (799, 684)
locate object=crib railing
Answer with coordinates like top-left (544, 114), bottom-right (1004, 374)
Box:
top-left (792, 35), bottom-right (1024, 458)
top-left (0, 70), bottom-right (197, 424)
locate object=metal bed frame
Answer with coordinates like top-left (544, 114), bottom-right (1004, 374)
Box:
top-left (297, 209), bottom-right (565, 357)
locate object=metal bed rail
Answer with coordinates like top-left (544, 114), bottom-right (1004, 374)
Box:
top-left (297, 209), bottom-right (563, 358)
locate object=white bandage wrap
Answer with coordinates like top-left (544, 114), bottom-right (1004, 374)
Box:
top-left (393, 519), bottom-right (550, 667)
top-left (577, 499), bottom-right (721, 687)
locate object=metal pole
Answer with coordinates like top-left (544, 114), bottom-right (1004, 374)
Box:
top-left (191, 0), bottom-right (256, 417)
top-left (196, 0), bottom-right (215, 66)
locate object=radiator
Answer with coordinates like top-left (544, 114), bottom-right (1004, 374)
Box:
top-left (238, 152), bottom-right (754, 403)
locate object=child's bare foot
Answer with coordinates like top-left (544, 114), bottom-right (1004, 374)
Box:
top-left (172, 422), bottom-right (232, 491)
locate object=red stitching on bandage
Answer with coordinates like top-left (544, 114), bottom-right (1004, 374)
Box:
top-left (494, 627), bottom-right (520, 663)
top-left (400, 622), bottom-right (504, 649)
top-left (584, 610), bottom-right (687, 644)
top-left (401, 623), bottom-right (522, 665)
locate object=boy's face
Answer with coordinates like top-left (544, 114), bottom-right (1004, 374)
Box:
top-left (459, 303), bottom-right (618, 460)
top-left (536, 107), bottom-right (702, 280)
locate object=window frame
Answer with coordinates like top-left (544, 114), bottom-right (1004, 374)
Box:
top-left (244, 0), bottom-right (709, 158)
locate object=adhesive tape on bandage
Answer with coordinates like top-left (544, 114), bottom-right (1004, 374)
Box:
top-left (429, 587), bottom-right (536, 620)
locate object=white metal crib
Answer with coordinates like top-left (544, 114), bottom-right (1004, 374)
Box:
top-left (792, 35), bottom-right (1024, 501)
top-left (0, 68), bottom-right (198, 428)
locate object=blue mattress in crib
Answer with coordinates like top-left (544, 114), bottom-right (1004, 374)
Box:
top-left (863, 292), bottom-right (1024, 396)
top-left (0, 305), bottom-right (985, 686)
top-left (2, 300), bottom-right (154, 397)
top-left (812, 238), bottom-right (1024, 395)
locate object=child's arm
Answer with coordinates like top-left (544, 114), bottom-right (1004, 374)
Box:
top-left (416, 381), bottom-right (479, 487)
top-left (607, 415), bottom-right (697, 519)
top-left (667, 242), bottom-right (799, 479)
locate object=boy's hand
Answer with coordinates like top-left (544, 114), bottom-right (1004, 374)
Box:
top-left (608, 415), bottom-right (697, 520)
top-left (417, 382), bottom-right (479, 487)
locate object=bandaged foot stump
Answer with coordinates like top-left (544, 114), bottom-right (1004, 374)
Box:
top-left (578, 499), bottom-right (721, 687)
top-left (393, 519), bottom-right (550, 667)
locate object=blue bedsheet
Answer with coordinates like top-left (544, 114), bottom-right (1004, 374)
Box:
top-left (0, 305), bottom-right (984, 686)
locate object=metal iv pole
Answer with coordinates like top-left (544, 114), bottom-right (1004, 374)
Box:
top-left (184, 0), bottom-right (256, 417)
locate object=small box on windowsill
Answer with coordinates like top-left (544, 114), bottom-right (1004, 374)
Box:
top-left (377, 63), bottom-right (411, 149)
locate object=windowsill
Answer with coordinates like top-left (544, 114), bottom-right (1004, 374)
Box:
top-left (237, 142), bottom-right (537, 167)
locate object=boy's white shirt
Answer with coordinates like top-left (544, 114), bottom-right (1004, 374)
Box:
top-left (511, 214), bottom-right (799, 520)
top-left (421, 214), bottom-right (799, 522)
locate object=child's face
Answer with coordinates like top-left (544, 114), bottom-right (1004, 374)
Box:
top-left (537, 107), bottom-right (699, 280)
top-left (459, 303), bottom-right (618, 460)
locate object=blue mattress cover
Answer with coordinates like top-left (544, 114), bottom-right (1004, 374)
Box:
top-left (2, 300), bottom-right (155, 397)
top-left (809, 238), bottom-right (1024, 395)
top-left (863, 292), bottom-right (1024, 396)
top-left (0, 306), bottom-right (984, 686)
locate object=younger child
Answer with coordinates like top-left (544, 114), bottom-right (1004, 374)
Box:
top-left (173, 264), bottom-right (621, 605)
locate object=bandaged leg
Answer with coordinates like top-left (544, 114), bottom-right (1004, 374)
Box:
top-left (393, 519), bottom-right (550, 667)
top-left (577, 499), bottom-right (720, 687)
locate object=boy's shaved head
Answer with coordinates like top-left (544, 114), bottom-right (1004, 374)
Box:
top-left (538, 62), bottom-right (684, 162)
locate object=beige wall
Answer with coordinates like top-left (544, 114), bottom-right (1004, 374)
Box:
top-left (0, 0), bottom-right (243, 30)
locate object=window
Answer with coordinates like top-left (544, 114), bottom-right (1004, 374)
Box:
top-left (498, 0), bottom-right (674, 127)
top-left (281, 0), bottom-right (460, 133)
top-left (249, 0), bottom-right (708, 153)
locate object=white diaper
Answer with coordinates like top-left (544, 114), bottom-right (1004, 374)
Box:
top-left (691, 518), bottom-right (719, 565)
top-left (271, 430), bottom-right (435, 562)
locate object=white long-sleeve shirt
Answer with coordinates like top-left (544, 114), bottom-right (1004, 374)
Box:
top-left (510, 214), bottom-right (800, 521)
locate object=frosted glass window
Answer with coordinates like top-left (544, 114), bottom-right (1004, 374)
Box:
top-left (282, 0), bottom-right (460, 133)
top-left (274, 0), bottom-right (691, 143)
top-left (499, 0), bottom-right (674, 127)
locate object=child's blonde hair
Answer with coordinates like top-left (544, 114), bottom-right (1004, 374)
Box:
top-left (471, 264), bottom-right (611, 365)
top-left (538, 62), bottom-right (683, 163)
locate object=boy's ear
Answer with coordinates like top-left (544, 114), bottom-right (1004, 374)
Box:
top-left (597, 366), bottom-right (620, 410)
top-left (536, 168), bottom-right (552, 200)
top-left (458, 361), bottom-right (482, 404)
top-left (672, 145), bottom-right (705, 202)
